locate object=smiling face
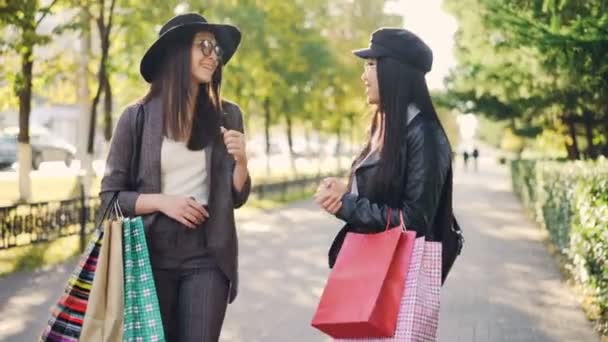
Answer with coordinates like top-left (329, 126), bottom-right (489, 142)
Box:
top-left (361, 58), bottom-right (379, 105)
top-left (190, 31), bottom-right (220, 85)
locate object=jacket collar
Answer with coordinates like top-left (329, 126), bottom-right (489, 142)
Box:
top-left (356, 103), bottom-right (420, 171)
top-left (406, 103), bottom-right (420, 125)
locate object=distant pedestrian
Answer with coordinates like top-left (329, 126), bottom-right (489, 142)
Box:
top-left (472, 148), bottom-right (479, 171)
top-left (463, 150), bottom-right (470, 171)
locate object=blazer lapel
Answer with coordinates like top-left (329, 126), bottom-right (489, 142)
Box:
top-left (206, 138), bottom-right (217, 203)
top-left (145, 96), bottom-right (163, 193)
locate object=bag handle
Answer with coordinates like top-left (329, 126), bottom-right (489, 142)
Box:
top-left (128, 103), bottom-right (145, 190)
top-left (95, 192), bottom-right (120, 229)
top-left (384, 208), bottom-right (406, 231)
top-left (94, 103), bottom-right (145, 229)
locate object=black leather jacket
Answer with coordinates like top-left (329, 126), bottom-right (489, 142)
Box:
top-left (329, 111), bottom-right (453, 268)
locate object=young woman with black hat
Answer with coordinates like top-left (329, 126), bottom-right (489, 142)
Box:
top-left (100, 13), bottom-right (251, 342)
top-left (314, 28), bottom-right (463, 340)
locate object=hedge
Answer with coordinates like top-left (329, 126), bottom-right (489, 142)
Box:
top-left (511, 158), bottom-right (608, 335)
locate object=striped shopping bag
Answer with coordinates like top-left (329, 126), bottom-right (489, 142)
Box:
top-left (123, 216), bottom-right (165, 342)
top-left (39, 229), bottom-right (103, 341)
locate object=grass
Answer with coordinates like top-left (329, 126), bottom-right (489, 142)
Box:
top-left (0, 176), bottom-right (101, 206)
top-left (247, 184), bottom-right (319, 210)
top-left (0, 234), bottom-right (82, 277)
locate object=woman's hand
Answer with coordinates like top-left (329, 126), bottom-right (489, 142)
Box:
top-left (314, 177), bottom-right (348, 215)
top-left (221, 126), bottom-right (247, 166)
top-left (158, 195), bottom-right (210, 229)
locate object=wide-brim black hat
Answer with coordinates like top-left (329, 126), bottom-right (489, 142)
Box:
top-left (140, 13), bottom-right (241, 83)
top-left (353, 28), bottom-right (433, 74)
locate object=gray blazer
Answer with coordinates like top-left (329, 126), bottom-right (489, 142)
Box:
top-left (99, 95), bottom-right (251, 303)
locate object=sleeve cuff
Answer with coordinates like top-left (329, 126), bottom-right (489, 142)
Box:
top-left (335, 193), bottom-right (357, 221)
top-left (118, 191), bottom-right (140, 217)
top-left (232, 174), bottom-right (251, 208)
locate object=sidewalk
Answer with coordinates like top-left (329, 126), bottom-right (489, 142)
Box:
top-left (437, 151), bottom-right (598, 342)
top-left (0, 148), bottom-right (599, 341)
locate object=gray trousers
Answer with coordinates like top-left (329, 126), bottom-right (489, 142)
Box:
top-left (152, 266), bottom-right (230, 342)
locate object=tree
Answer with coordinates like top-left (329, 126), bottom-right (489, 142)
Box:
top-left (0, 0), bottom-right (59, 202)
top-left (444, 0), bottom-right (608, 159)
top-left (87, 0), bottom-right (117, 154)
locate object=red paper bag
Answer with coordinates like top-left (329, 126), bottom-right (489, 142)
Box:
top-left (311, 212), bottom-right (416, 339)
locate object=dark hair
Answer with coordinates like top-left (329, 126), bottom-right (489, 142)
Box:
top-left (350, 57), bottom-right (451, 206)
top-left (143, 29), bottom-right (223, 150)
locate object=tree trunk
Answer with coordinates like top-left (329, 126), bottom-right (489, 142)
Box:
top-left (87, 0), bottom-right (116, 154)
top-left (285, 114), bottom-right (294, 155)
top-left (88, 74), bottom-right (104, 154)
top-left (264, 97), bottom-right (271, 177)
top-left (583, 113), bottom-right (595, 159)
top-left (566, 120), bottom-right (580, 160)
top-left (103, 74), bottom-right (112, 142)
top-left (304, 126), bottom-right (311, 154)
top-left (17, 46), bottom-right (33, 202)
top-left (285, 112), bottom-right (297, 176)
top-left (315, 121), bottom-right (322, 176)
top-left (77, 6), bottom-right (94, 197)
top-left (604, 118), bottom-right (608, 157)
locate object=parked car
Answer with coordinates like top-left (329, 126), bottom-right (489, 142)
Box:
top-left (0, 126), bottom-right (76, 170)
top-left (0, 134), bottom-right (18, 169)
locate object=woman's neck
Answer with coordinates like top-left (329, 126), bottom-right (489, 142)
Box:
top-left (370, 112), bottom-right (385, 152)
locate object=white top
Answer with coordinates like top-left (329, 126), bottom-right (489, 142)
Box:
top-left (160, 138), bottom-right (209, 205)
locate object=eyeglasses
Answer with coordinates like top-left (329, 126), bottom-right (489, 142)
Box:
top-left (195, 39), bottom-right (224, 60)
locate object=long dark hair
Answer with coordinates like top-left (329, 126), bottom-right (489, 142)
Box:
top-left (350, 57), bottom-right (451, 206)
top-left (143, 29), bottom-right (223, 150)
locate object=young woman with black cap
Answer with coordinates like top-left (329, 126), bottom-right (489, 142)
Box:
top-left (100, 13), bottom-right (251, 342)
top-left (314, 28), bottom-right (463, 340)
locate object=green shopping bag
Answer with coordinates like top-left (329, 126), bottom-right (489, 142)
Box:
top-left (122, 216), bottom-right (165, 342)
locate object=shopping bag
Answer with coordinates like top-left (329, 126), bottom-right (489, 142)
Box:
top-left (334, 238), bottom-right (443, 342)
top-left (123, 216), bottom-right (165, 342)
top-left (39, 230), bottom-right (103, 341)
top-left (311, 211), bottom-right (416, 338)
top-left (80, 217), bottom-right (124, 342)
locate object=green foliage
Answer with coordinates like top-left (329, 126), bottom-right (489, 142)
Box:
top-left (500, 128), bottom-right (526, 154)
top-left (571, 169), bottom-right (608, 333)
top-left (511, 158), bottom-right (608, 334)
top-left (0, 0), bottom-right (401, 141)
top-left (510, 159), bottom-right (538, 209)
top-left (444, 0), bottom-right (608, 157)
top-left (0, 234), bottom-right (81, 277)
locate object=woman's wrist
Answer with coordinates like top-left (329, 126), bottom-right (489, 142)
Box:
top-left (235, 158), bottom-right (248, 169)
top-left (136, 193), bottom-right (166, 214)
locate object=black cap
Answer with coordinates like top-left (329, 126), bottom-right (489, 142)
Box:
top-left (353, 28), bottom-right (433, 73)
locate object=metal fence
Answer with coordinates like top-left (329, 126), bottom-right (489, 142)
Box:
top-left (0, 171), bottom-right (347, 250)
top-left (0, 195), bottom-right (101, 250)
